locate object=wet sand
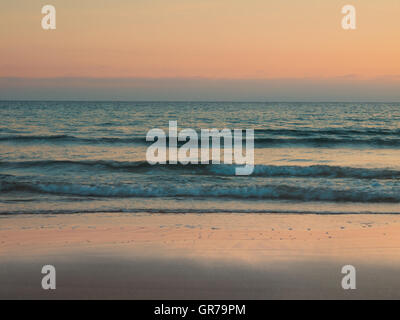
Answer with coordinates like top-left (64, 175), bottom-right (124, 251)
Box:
top-left (1, 212), bottom-right (400, 299)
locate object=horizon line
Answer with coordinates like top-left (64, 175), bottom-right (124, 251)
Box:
top-left (1, 100), bottom-right (400, 103)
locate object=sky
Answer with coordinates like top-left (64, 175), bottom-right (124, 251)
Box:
top-left (0, 0), bottom-right (399, 100)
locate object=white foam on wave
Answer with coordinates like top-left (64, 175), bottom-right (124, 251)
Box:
top-left (15, 182), bottom-right (399, 203)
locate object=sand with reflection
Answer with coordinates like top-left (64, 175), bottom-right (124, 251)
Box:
top-left (1, 212), bottom-right (400, 299)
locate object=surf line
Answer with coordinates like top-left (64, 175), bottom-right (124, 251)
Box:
top-left (146, 121), bottom-right (254, 175)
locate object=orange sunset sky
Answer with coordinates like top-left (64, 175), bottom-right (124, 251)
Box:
top-left (0, 0), bottom-right (399, 100)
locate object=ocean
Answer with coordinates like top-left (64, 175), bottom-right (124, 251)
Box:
top-left (1, 101), bottom-right (400, 215)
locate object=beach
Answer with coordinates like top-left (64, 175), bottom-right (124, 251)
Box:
top-left (2, 212), bottom-right (400, 299)
top-left (2, 0), bottom-right (400, 303)
top-left (2, 101), bottom-right (400, 299)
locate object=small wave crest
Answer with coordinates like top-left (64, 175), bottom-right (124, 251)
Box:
top-left (0, 135), bottom-right (146, 144)
top-left (2, 160), bottom-right (400, 179)
top-left (3, 132), bottom-right (400, 148)
top-left (1, 180), bottom-right (399, 203)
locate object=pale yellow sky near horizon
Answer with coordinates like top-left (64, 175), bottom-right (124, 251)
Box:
top-left (0, 0), bottom-right (399, 80)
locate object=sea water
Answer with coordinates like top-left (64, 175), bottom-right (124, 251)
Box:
top-left (1, 101), bottom-right (400, 215)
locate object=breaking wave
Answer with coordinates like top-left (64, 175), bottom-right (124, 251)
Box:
top-left (1, 180), bottom-right (399, 202)
top-left (2, 160), bottom-right (400, 179)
